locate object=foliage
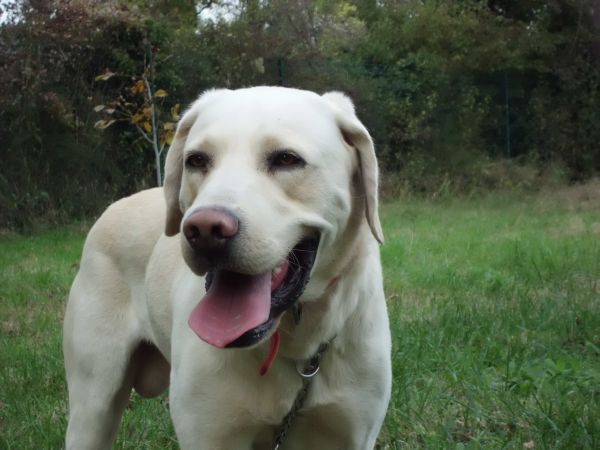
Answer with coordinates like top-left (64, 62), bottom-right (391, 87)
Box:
top-left (345, 0), bottom-right (599, 181)
top-left (0, 1), bottom-right (178, 228)
top-left (93, 64), bottom-right (180, 187)
top-left (0, 0), bottom-right (599, 228)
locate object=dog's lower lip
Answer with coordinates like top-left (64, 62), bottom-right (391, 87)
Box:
top-left (225, 319), bottom-right (274, 348)
top-left (221, 237), bottom-right (319, 348)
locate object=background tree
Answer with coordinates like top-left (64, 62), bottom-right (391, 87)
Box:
top-left (94, 50), bottom-right (179, 187)
top-left (1, 0), bottom-right (598, 229)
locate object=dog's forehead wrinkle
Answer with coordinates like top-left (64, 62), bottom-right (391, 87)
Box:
top-left (186, 127), bottom-right (317, 161)
top-left (183, 134), bottom-right (221, 155)
top-left (261, 133), bottom-right (310, 153)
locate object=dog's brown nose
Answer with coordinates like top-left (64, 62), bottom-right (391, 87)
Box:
top-left (183, 207), bottom-right (239, 250)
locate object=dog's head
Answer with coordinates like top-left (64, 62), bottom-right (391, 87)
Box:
top-left (163, 87), bottom-right (383, 348)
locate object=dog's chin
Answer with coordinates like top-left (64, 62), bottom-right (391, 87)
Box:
top-left (181, 244), bottom-right (223, 277)
top-left (196, 237), bottom-right (320, 349)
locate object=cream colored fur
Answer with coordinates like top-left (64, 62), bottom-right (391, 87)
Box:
top-left (63, 87), bottom-right (392, 450)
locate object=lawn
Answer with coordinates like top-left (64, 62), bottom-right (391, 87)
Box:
top-left (1, 186), bottom-right (599, 449)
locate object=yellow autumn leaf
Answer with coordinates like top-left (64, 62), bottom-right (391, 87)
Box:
top-left (94, 119), bottom-right (116, 129)
top-left (132, 113), bottom-right (145, 124)
top-left (95, 71), bottom-right (115, 82)
top-left (154, 89), bottom-right (168, 98)
top-left (142, 122), bottom-right (152, 133)
top-left (165, 130), bottom-right (174, 145)
top-left (131, 80), bottom-right (145, 94)
top-left (163, 122), bottom-right (175, 131)
top-left (171, 103), bottom-right (180, 121)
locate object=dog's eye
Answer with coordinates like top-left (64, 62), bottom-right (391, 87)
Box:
top-left (268, 150), bottom-right (305, 171)
top-left (186, 152), bottom-right (211, 171)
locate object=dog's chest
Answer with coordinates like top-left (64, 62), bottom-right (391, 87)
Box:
top-left (245, 365), bottom-right (359, 450)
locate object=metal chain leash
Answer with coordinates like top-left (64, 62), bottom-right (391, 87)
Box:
top-left (271, 339), bottom-right (333, 450)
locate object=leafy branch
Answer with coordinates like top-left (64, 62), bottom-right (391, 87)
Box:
top-left (93, 51), bottom-right (178, 186)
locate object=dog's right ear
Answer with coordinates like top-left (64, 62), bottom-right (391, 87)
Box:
top-left (163, 103), bottom-right (198, 236)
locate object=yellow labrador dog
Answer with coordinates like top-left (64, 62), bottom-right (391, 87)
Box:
top-left (64, 87), bottom-right (391, 449)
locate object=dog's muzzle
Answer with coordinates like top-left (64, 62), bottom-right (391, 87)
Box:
top-left (187, 238), bottom-right (320, 348)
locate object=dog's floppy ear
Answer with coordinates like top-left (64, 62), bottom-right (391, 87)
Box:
top-left (163, 108), bottom-right (196, 236)
top-left (163, 100), bottom-right (203, 236)
top-left (322, 91), bottom-right (384, 244)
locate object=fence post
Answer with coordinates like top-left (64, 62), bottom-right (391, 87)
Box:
top-left (504, 72), bottom-right (512, 158)
top-left (277, 58), bottom-right (285, 86)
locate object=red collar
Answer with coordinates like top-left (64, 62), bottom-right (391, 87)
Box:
top-left (259, 274), bottom-right (341, 376)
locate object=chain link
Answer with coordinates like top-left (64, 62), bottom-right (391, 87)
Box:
top-left (271, 340), bottom-right (332, 450)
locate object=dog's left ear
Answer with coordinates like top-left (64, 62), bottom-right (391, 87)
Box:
top-left (322, 91), bottom-right (384, 244)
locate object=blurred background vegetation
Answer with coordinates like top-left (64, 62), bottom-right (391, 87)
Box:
top-left (1, 0), bottom-right (599, 229)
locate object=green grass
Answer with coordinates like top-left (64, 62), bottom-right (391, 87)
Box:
top-left (379, 191), bottom-right (600, 449)
top-left (1, 190), bottom-right (599, 449)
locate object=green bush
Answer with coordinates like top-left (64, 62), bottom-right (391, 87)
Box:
top-left (1, 0), bottom-right (598, 229)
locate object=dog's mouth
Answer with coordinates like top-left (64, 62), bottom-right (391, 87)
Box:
top-left (188, 238), bottom-right (319, 348)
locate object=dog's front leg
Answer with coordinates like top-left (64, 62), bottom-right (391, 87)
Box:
top-left (63, 276), bottom-right (139, 449)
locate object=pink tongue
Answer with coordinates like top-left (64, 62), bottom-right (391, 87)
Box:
top-left (188, 271), bottom-right (272, 348)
